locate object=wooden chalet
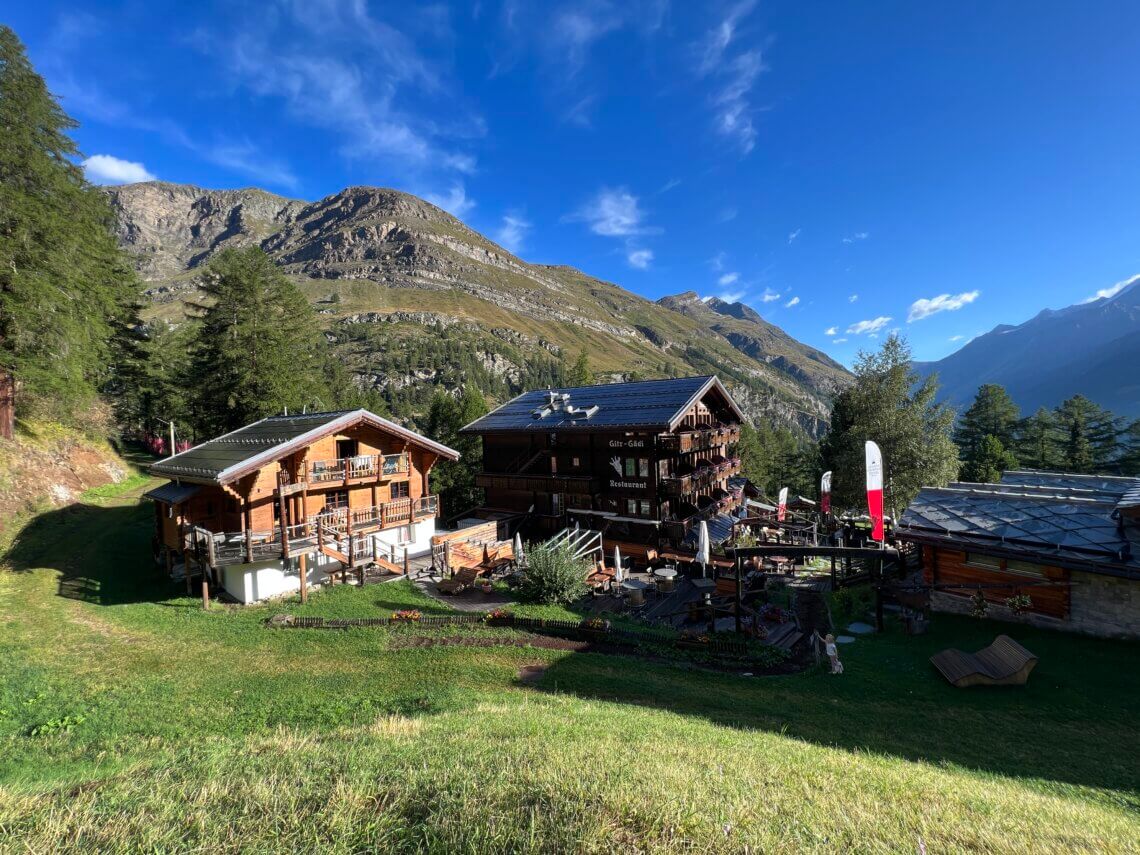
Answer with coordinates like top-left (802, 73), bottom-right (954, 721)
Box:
top-left (459, 376), bottom-right (744, 559)
top-left (146, 409), bottom-right (458, 603)
top-left (898, 470), bottom-right (1140, 640)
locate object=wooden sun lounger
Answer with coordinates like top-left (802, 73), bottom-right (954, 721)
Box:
top-left (437, 567), bottom-right (481, 595)
top-left (930, 635), bottom-right (1038, 688)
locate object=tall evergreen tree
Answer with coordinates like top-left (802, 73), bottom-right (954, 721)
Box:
top-left (1014, 407), bottom-right (1063, 470)
top-left (819, 334), bottom-right (958, 513)
top-left (567, 349), bottom-right (591, 386)
top-left (956, 384), bottom-right (1020, 481)
top-left (1053, 395), bottom-right (1121, 473)
top-left (188, 247), bottom-right (327, 435)
top-left (0, 26), bottom-right (140, 421)
top-left (425, 385), bottom-right (487, 518)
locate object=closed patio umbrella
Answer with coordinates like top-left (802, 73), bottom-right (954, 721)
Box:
top-left (613, 544), bottom-right (624, 583)
top-left (514, 533), bottom-right (525, 567)
top-left (696, 521), bottom-right (710, 578)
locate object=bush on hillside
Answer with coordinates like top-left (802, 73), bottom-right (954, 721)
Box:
top-left (517, 542), bottom-right (590, 605)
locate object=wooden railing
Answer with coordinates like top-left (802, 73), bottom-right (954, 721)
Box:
top-left (658, 426), bottom-right (742, 454)
top-left (661, 457), bottom-right (741, 496)
top-left (308, 452), bottom-right (408, 483)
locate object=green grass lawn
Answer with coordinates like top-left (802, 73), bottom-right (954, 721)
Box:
top-left (0, 481), bottom-right (1137, 852)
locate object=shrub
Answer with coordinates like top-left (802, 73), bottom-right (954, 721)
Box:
top-left (1005, 593), bottom-right (1032, 615)
top-left (831, 587), bottom-right (854, 618)
top-left (516, 542), bottom-right (590, 605)
top-left (970, 590), bottom-right (988, 619)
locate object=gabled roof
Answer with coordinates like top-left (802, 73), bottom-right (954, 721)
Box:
top-left (142, 482), bottom-right (201, 505)
top-left (149, 409), bottom-right (459, 485)
top-left (459, 376), bottom-right (744, 434)
top-left (898, 471), bottom-right (1140, 578)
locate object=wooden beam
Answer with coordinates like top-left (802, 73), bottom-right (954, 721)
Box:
top-left (299, 552), bottom-right (308, 604)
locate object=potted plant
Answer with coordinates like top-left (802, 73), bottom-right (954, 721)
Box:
top-left (480, 580), bottom-right (494, 594)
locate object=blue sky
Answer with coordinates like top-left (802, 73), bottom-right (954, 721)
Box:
top-left (9, 1), bottom-right (1140, 363)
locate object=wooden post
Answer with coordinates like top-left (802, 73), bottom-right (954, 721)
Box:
top-left (734, 553), bottom-right (743, 635)
top-left (244, 501), bottom-right (254, 564)
top-left (277, 470), bottom-right (290, 559)
top-left (299, 552), bottom-right (308, 604)
top-left (404, 546), bottom-right (409, 578)
top-left (201, 578), bottom-right (210, 610)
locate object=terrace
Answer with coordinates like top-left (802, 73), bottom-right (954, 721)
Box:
top-left (660, 456), bottom-right (741, 496)
top-left (307, 451), bottom-right (409, 485)
top-left (657, 424), bottom-right (741, 454)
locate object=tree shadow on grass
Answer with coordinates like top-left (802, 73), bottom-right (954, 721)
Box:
top-left (524, 615), bottom-right (1140, 800)
top-left (3, 500), bottom-right (177, 606)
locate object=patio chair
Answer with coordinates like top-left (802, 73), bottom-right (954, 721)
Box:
top-left (437, 567), bottom-right (480, 595)
top-left (930, 635), bottom-right (1038, 688)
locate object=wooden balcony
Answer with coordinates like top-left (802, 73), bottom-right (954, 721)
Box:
top-left (658, 425), bottom-right (742, 454)
top-left (660, 457), bottom-right (741, 496)
top-left (184, 495), bottom-right (439, 568)
top-left (475, 472), bottom-right (602, 495)
top-left (308, 452), bottom-right (408, 485)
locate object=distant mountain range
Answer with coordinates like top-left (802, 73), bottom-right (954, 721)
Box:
top-left (915, 276), bottom-right (1140, 418)
top-left (106, 182), bottom-right (852, 435)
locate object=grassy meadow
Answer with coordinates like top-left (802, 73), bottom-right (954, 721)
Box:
top-left (0, 477), bottom-right (1137, 852)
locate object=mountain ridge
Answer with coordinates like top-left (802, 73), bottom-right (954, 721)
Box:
top-left (107, 181), bottom-right (852, 435)
top-left (915, 277), bottom-right (1140, 417)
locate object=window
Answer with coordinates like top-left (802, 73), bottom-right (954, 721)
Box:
top-left (396, 525), bottom-right (412, 545)
top-left (391, 481), bottom-right (410, 499)
top-left (1005, 559), bottom-right (1046, 578)
top-left (625, 499), bottom-right (653, 517)
top-left (336, 438), bottom-right (358, 459)
top-left (965, 553), bottom-right (1001, 570)
top-left (638, 458), bottom-right (649, 478)
top-left (572, 456), bottom-right (580, 468)
top-left (624, 458), bottom-right (637, 477)
top-left (626, 499), bottom-right (638, 516)
top-left (552, 493), bottom-right (563, 515)
top-left (640, 500), bottom-right (652, 517)
top-left (623, 458), bottom-right (649, 478)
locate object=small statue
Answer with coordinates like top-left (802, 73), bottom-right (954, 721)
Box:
top-left (814, 631), bottom-right (844, 674)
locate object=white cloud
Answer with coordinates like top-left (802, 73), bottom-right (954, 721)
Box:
top-left (81, 154), bottom-right (156, 185)
top-left (719, 289), bottom-right (745, 303)
top-left (849, 293), bottom-right (859, 302)
top-left (847, 316), bottom-right (893, 335)
top-left (709, 251), bottom-right (727, 271)
top-left (758, 288), bottom-right (780, 303)
top-left (824, 326), bottom-right (838, 336)
top-left (785, 296), bottom-right (800, 308)
top-left (693, 1), bottom-right (763, 155)
top-left (494, 211), bottom-right (531, 253)
top-left (569, 186), bottom-right (655, 237)
top-left (787, 228), bottom-right (801, 245)
top-left (948, 335), bottom-right (964, 342)
top-left (907, 290), bottom-right (980, 322)
top-left (425, 184), bottom-right (475, 219)
top-left (842, 232), bottom-right (869, 244)
top-left (718, 272), bottom-right (739, 286)
top-left (627, 248), bottom-right (653, 269)
top-left (831, 337), bottom-right (847, 344)
top-left (1083, 273), bottom-right (1140, 303)
top-left (659, 178), bottom-right (682, 193)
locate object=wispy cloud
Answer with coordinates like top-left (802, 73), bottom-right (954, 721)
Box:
top-left (785, 296), bottom-right (800, 308)
top-left (425, 184), bottom-right (476, 218)
top-left (717, 206), bottom-right (738, 223)
top-left (693, 1), bottom-right (763, 155)
top-left (847, 316), bottom-right (893, 335)
top-left (842, 232), bottom-right (870, 244)
top-left (718, 272), bottom-right (739, 287)
top-left (709, 251), bottom-right (727, 271)
top-left (1083, 273), bottom-right (1140, 303)
top-left (659, 178), bottom-right (682, 194)
top-left (627, 248), bottom-right (654, 269)
top-left (719, 289), bottom-right (745, 303)
top-left (758, 288), bottom-right (780, 303)
top-left (494, 211), bottom-right (531, 253)
top-left (831, 337), bottom-right (847, 344)
top-left (569, 186), bottom-right (656, 237)
top-left (82, 154), bottom-right (155, 185)
top-left (849, 293), bottom-right (859, 302)
top-left (948, 335), bottom-right (964, 342)
top-left (824, 326), bottom-right (838, 336)
top-left (907, 290), bottom-right (980, 322)
top-left (787, 228), bottom-right (801, 245)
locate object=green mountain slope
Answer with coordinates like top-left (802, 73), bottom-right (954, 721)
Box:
top-left (107, 181), bottom-right (850, 434)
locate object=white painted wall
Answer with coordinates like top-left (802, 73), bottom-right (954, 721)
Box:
top-left (370, 518), bottom-right (436, 562)
top-left (220, 556), bottom-right (329, 605)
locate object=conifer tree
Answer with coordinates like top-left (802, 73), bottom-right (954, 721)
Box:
top-left (187, 247), bottom-right (327, 435)
top-left (425, 385), bottom-right (487, 517)
top-left (567, 349), bottom-right (591, 386)
top-left (1013, 407), bottom-right (1062, 470)
top-left (956, 384), bottom-right (1020, 480)
top-left (1053, 395), bottom-right (1121, 473)
top-left (819, 334), bottom-right (958, 513)
top-left (0, 26), bottom-right (140, 421)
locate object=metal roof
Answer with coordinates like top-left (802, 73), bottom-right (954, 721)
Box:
top-left (149, 409), bottom-right (459, 485)
top-left (459, 376), bottom-right (744, 434)
top-left (898, 471), bottom-right (1140, 578)
top-left (142, 481), bottom-right (201, 505)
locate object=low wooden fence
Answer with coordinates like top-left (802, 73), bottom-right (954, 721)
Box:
top-left (270, 612), bottom-right (765, 661)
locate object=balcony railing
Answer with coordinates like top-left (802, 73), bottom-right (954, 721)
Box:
top-left (475, 472), bottom-right (601, 495)
top-left (308, 452), bottom-right (409, 484)
top-left (658, 425), bottom-right (741, 454)
top-left (308, 495), bottom-right (439, 532)
top-left (660, 457), bottom-right (741, 496)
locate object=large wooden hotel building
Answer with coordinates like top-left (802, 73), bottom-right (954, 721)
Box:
top-left (460, 376), bottom-right (744, 554)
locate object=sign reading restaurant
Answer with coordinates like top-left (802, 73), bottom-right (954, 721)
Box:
top-left (609, 479), bottom-right (648, 490)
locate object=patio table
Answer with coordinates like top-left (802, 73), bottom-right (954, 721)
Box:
top-left (654, 566), bottom-right (677, 592)
top-left (621, 579), bottom-right (649, 606)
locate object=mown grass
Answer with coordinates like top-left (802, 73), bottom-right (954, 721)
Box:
top-left (0, 482), bottom-right (1137, 852)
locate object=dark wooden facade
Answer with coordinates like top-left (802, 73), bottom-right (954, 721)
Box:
top-left (921, 545), bottom-right (1070, 619)
top-left (468, 380), bottom-right (743, 548)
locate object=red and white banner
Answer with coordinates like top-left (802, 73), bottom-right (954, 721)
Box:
top-left (777, 487), bottom-right (788, 522)
top-left (820, 470), bottom-right (832, 515)
top-left (864, 441), bottom-right (884, 542)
